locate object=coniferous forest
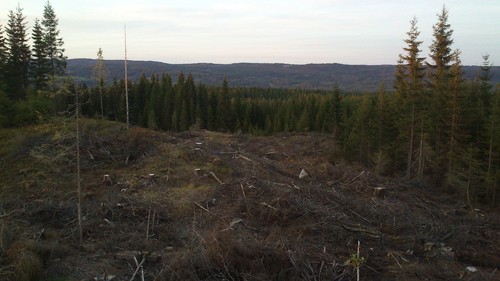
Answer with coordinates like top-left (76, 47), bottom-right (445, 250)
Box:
top-left (0, 4), bottom-right (498, 207)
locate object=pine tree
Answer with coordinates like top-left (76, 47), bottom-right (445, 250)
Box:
top-left (30, 18), bottom-right (49, 90)
top-left (42, 1), bottom-right (66, 80)
top-left (5, 5), bottom-right (31, 100)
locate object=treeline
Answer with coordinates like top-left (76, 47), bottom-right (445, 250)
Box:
top-left (77, 65), bottom-right (498, 208)
top-left (0, 2), bottom-right (66, 126)
top-left (75, 7), bottom-right (498, 206)
top-left (80, 74), bottom-right (343, 134)
top-left (0, 6), bottom-right (498, 206)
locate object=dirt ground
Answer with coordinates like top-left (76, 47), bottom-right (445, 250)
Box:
top-left (0, 120), bottom-right (499, 281)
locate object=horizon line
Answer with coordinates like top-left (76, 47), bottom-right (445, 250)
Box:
top-left (67, 58), bottom-right (490, 67)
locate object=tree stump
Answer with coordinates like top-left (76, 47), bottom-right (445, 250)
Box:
top-left (103, 174), bottom-right (114, 186)
top-left (373, 187), bottom-right (386, 198)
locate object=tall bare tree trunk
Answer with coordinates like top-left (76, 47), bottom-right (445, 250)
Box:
top-left (124, 25), bottom-right (129, 129)
top-left (76, 89), bottom-right (83, 245)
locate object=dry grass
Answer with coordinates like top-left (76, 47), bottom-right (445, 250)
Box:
top-left (167, 184), bottom-right (214, 219)
top-left (2, 240), bottom-right (42, 281)
top-left (0, 222), bottom-right (14, 257)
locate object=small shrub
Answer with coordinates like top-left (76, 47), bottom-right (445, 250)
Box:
top-left (12, 95), bottom-right (54, 126)
top-left (0, 91), bottom-right (13, 128)
top-left (4, 240), bottom-right (42, 281)
top-left (0, 221), bottom-right (14, 256)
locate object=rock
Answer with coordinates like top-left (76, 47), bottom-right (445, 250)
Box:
top-left (466, 266), bottom-right (477, 273)
top-left (299, 169), bottom-right (309, 179)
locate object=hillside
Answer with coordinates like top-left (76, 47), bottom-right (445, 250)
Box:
top-left (0, 120), bottom-right (499, 280)
top-left (67, 59), bottom-right (500, 92)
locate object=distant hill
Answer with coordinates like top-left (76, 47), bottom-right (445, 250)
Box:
top-left (67, 59), bottom-right (499, 92)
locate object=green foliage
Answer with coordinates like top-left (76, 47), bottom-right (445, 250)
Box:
top-left (0, 91), bottom-right (13, 127)
top-left (30, 19), bottom-right (49, 89)
top-left (346, 253), bottom-right (366, 268)
top-left (12, 94), bottom-right (53, 126)
top-left (5, 5), bottom-right (31, 100)
top-left (41, 1), bottom-right (66, 78)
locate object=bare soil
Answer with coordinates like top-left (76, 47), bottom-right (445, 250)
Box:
top-left (0, 120), bottom-right (499, 281)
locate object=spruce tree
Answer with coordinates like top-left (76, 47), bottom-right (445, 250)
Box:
top-left (42, 1), bottom-right (66, 79)
top-left (427, 6), bottom-right (455, 181)
top-left (30, 18), bottom-right (49, 90)
top-left (161, 74), bottom-right (174, 130)
top-left (185, 74), bottom-right (196, 128)
top-left (428, 7), bottom-right (454, 88)
top-left (0, 25), bottom-right (7, 92)
top-left (174, 73), bottom-right (185, 131)
top-left (487, 87), bottom-right (500, 206)
top-left (0, 25), bottom-right (9, 127)
top-left (331, 86), bottom-right (342, 139)
top-left (478, 54), bottom-right (497, 205)
top-left (479, 54), bottom-right (493, 114)
top-left (0, 25), bottom-right (6, 75)
top-left (444, 49), bottom-right (467, 192)
top-left (217, 78), bottom-right (231, 131)
top-left (448, 49), bottom-right (464, 160)
top-left (5, 5), bottom-right (31, 100)
top-left (196, 83), bottom-right (209, 129)
top-left (207, 90), bottom-right (218, 131)
top-left (397, 17), bottom-right (426, 177)
top-left (92, 48), bottom-right (106, 118)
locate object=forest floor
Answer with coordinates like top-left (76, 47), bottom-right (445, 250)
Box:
top-left (0, 119), bottom-right (499, 281)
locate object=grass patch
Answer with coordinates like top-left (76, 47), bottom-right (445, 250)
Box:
top-left (3, 240), bottom-right (42, 281)
top-left (168, 184), bottom-right (215, 219)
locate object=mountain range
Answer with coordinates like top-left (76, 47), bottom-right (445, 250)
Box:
top-left (67, 59), bottom-right (499, 92)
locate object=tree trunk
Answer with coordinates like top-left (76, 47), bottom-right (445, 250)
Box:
top-left (76, 89), bottom-right (83, 245)
top-left (417, 118), bottom-right (424, 181)
top-left (407, 104), bottom-right (415, 178)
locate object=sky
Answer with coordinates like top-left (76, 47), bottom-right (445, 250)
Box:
top-left (0, 0), bottom-right (498, 65)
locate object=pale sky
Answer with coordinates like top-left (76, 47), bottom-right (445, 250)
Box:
top-left (0, 0), bottom-right (498, 65)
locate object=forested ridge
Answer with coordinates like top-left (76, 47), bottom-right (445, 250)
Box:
top-left (66, 59), bottom-right (500, 92)
top-left (0, 4), bottom-right (499, 206)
